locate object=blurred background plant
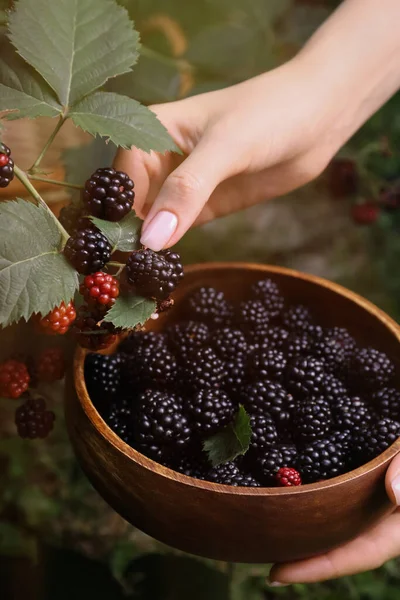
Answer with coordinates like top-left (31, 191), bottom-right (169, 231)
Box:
top-left (1, 0), bottom-right (400, 598)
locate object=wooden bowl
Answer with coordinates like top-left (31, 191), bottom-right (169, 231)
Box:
top-left (66, 263), bottom-right (400, 564)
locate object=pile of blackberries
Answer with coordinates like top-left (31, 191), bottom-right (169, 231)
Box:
top-left (85, 278), bottom-right (400, 487)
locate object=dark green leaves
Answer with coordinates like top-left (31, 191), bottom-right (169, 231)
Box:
top-left (0, 200), bottom-right (78, 326)
top-left (8, 0), bottom-right (140, 107)
top-left (104, 293), bottom-right (156, 329)
top-left (203, 406), bottom-right (252, 467)
top-left (90, 213), bottom-right (142, 253)
top-left (70, 92), bottom-right (180, 152)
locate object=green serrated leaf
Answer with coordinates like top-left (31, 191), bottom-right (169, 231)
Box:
top-left (91, 213), bottom-right (142, 252)
top-left (203, 406), bottom-right (252, 467)
top-left (0, 200), bottom-right (79, 326)
top-left (104, 292), bottom-right (156, 329)
top-left (0, 38), bottom-right (62, 120)
top-left (8, 0), bottom-right (140, 107)
top-left (70, 91), bottom-right (180, 153)
top-left (63, 138), bottom-right (117, 185)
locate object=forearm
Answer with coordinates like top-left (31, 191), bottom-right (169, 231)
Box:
top-left (297, 0), bottom-right (400, 153)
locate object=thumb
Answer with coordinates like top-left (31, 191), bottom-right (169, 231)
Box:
top-left (140, 135), bottom-right (235, 251)
top-left (385, 451), bottom-right (400, 506)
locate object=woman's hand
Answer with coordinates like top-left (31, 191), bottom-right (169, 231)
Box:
top-left (268, 453), bottom-right (400, 585)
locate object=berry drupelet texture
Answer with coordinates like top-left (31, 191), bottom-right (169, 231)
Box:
top-left (283, 305), bottom-right (313, 333)
top-left (80, 272), bottom-right (119, 310)
top-left (85, 352), bottom-right (124, 404)
top-left (372, 387), bottom-right (400, 420)
top-left (250, 278), bottom-right (284, 318)
top-left (332, 396), bottom-right (373, 433)
top-left (205, 461), bottom-right (261, 487)
top-left (224, 354), bottom-right (248, 397)
top-left (36, 347), bottom-right (65, 382)
top-left (0, 143), bottom-right (14, 188)
top-left (181, 346), bottom-right (225, 392)
top-left (249, 413), bottom-right (278, 452)
top-left (186, 389), bottom-right (236, 435)
top-left (15, 397), bottom-right (55, 439)
top-left (249, 348), bottom-right (287, 382)
top-left (349, 347), bottom-right (395, 390)
top-left (241, 380), bottom-right (292, 426)
top-left (167, 321), bottom-right (209, 356)
top-left (125, 344), bottom-right (177, 389)
top-left (58, 203), bottom-right (84, 235)
top-left (64, 228), bottom-right (112, 275)
top-left (83, 167), bottom-right (135, 221)
top-left (187, 286), bottom-right (233, 326)
top-left (297, 436), bottom-right (348, 483)
top-left (321, 373), bottom-right (348, 405)
top-left (37, 301), bottom-right (76, 335)
top-left (283, 332), bottom-right (312, 360)
top-left (0, 359), bottom-right (30, 399)
top-left (353, 418), bottom-right (400, 462)
top-left (294, 398), bottom-right (332, 443)
top-left (237, 300), bottom-right (270, 330)
top-left (118, 330), bottom-right (166, 355)
top-left (276, 467), bottom-right (302, 487)
top-left (210, 327), bottom-right (248, 360)
top-left (254, 446), bottom-right (284, 484)
top-left (125, 248), bottom-right (184, 300)
top-left (106, 397), bottom-right (134, 445)
top-left (279, 444), bottom-right (298, 466)
top-left (285, 356), bottom-right (326, 398)
top-left (310, 335), bottom-right (348, 374)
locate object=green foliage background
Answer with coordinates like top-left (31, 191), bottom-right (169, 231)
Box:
top-left (1, 0), bottom-right (400, 598)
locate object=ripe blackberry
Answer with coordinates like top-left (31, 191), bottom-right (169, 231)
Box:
top-left (297, 436), bottom-right (348, 483)
top-left (353, 418), bottom-right (400, 462)
top-left (36, 347), bottom-right (65, 382)
top-left (283, 332), bottom-right (312, 360)
top-left (256, 446), bottom-right (284, 484)
top-left (311, 336), bottom-right (348, 374)
top-left (186, 389), bottom-right (236, 435)
top-left (251, 278), bottom-right (284, 318)
top-left (181, 346), bottom-right (224, 392)
top-left (349, 347), bottom-right (395, 390)
top-left (294, 398), bottom-right (332, 443)
top-left (224, 354), bottom-right (248, 397)
top-left (241, 380), bottom-right (292, 427)
top-left (166, 321), bottom-right (209, 356)
top-left (37, 301), bottom-right (76, 335)
top-left (279, 444), bottom-right (298, 466)
top-left (249, 326), bottom-right (290, 353)
top-left (106, 397), bottom-right (133, 444)
top-left (58, 203), bottom-right (84, 234)
top-left (118, 330), bottom-right (166, 355)
top-left (325, 327), bottom-right (356, 356)
top-left (372, 387), bottom-right (400, 420)
top-left (285, 356), bottom-right (326, 398)
top-left (133, 390), bottom-right (191, 453)
top-left (321, 373), bottom-right (348, 405)
top-left (64, 228), bottom-right (112, 275)
top-left (282, 305), bottom-right (313, 333)
top-left (332, 396), bottom-right (373, 433)
top-left (249, 413), bottom-right (278, 451)
top-left (85, 353), bottom-right (123, 405)
top-left (237, 300), bottom-right (269, 330)
top-left (83, 167), bottom-right (135, 221)
top-left (0, 143), bottom-right (14, 188)
top-left (126, 344), bottom-right (176, 389)
top-left (15, 397), bottom-right (55, 439)
top-left (72, 306), bottom-right (117, 350)
top-left (187, 286), bottom-right (233, 326)
top-left (80, 271), bottom-right (119, 310)
top-left (210, 327), bottom-right (248, 360)
top-left (276, 467), bottom-right (302, 487)
top-left (125, 248), bottom-right (184, 300)
top-left (173, 450), bottom-right (209, 480)
top-left (249, 348), bottom-right (287, 382)
top-left (205, 462), bottom-right (261, 487)
top-left (0, 359), bottom-right (30, 399)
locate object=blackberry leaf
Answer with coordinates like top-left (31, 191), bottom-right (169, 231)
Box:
top-left (90, 213), bottom-right (142, 252)
top-left (203, 405), bottom-right (252, 467)
top-left (8, 0), bottom-right (140, 107)
top-left (70, 92), bottom-right (181, 153)
top-left (0, 200), bottom-right (78, 327)
top-left (104, 292), bottom-right (156, 329)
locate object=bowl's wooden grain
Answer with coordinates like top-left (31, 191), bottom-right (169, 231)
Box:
top-left (66, 263), bottom-right (400, 563)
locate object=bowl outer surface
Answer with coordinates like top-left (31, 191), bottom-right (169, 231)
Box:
top-left (67, 263), bottom-right (400, 563)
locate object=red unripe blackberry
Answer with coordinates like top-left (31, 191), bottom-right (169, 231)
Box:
top-left (80, 271), bottom-right (119, 310)
top-left (186, 388), bottom-right (236, 435)
top-left (250, 278), bottom-right (284, 318)
top-left (276, 467), bottom-right (302, 487)
top-left (36, 347), bottom-right (65, 382)
top-left (0, 359), bottom-right (30, 399)
top-left (64, 228), bottom-right (112, 275)
top-left (15, 397), bottom-right (55, 439)
top-left (0, 143), bottom-right (14, 188)
top-left (181, 346), bottom-right (225, 393)
top-left (83, 167), bottom-right (135, 221)
top-left (125, 248), bottom-right (184, 300)
top-left (186, 286), bottom-right (233, 327)
top-left (37, 301), bottom-right (76, 335)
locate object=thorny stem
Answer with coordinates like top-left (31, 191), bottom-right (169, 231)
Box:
top-left (29, 115), bottom-right (67, 173)
top-left (28, 174), bottom-right (84, 191)
top-left (14, 165), bottom-right (70, 243)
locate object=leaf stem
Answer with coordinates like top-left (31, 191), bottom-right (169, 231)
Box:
top-left (14, 165), bottom-right (70, 243)
top-left (28, 174), bottom-right (84, 191)
top-left (141, 45), bottom-right (194, 72)
top-left (29, 116), bottom-right (67, 173)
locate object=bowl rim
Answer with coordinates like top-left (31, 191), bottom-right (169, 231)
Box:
top-left (74, 262), bottom-right (400, 496)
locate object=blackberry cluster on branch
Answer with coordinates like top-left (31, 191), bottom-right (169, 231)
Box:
top-left (64, 228), bottom-right (112, 274)
top-left (83, 167), bottom-right (135, 221)
top-left (15, 397), bottom-right (55, 439)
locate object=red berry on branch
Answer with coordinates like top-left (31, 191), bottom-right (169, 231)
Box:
top-left (0, 359), bottom-right (30, 399)
top-left (327, 158), bottom-right (359, 198)
top-left (15, 397), bottom-right (55, 439)
top-left (37, 301), bottom-right (76, 335)
top-left (276, 467), bottom-right (302, 487)
top-left (0, 154), bottom-right (9, 166)
top-left (351, 202), bottom-right (380, 225)
top-left (80, 271), bottom-right (119, 310)
top-left (37, 347), bottom-right (65, 382)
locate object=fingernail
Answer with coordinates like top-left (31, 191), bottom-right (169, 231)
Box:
top-left (392, 473), bottom-right (400, 505)
top-left (266, 579), bottom-right (288, 587)
top-left (140, 211), bottom-right (178, 251)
